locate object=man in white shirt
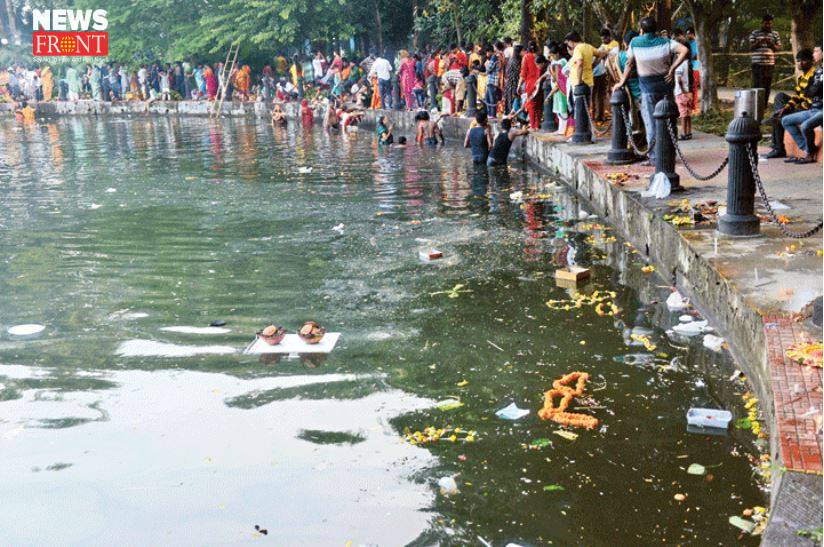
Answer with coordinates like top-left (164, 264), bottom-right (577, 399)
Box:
top-left (367, 49), bottom-right (393, 109)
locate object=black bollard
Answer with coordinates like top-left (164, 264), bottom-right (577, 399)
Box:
top-left (465, 73), bottom-right (478, 117)
top-left (391, 74), bottom-right (402, 110)
top-left (717, 114), bottom-right (761, 236)
top-left (652, 97), bottom-right (681, 190)
top-left (607, 88), bottom-right (636, 164)
top-left (571, 84), bottom-right (592, 143)
top-left (541, 78), bottom-right (557, 132)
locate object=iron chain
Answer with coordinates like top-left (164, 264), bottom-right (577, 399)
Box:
top-left (746, 143), bottom-right (823, 239)
top-left (666, 120), bottom-right (729, 181)
top-left (618, 104), bottom-right (651, 157)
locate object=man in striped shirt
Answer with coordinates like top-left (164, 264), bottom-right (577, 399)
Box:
top-left (749, 14), bottom-right (781, 113)
top-left (765, 48), bottom-right (817, 159)
top-left (613, 16), bottom-right (689, 163)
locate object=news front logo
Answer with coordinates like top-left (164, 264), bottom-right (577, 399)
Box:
top-left (32, 9), bottom-right (109, 57)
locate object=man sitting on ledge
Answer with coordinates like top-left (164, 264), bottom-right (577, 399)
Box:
top-left (781, 46), bottom-right (822, 164)
top-left (765, 48), bottom-right (817, 159)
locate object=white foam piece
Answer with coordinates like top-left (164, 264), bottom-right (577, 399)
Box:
top-left (244, 333), bottom-right (341, 355)
top-left (115, 339), bottom-right (237, 357)
top-left (160, 326), bottom-right (231, 335)
top-left (7, 324), bottom-right (45, 336)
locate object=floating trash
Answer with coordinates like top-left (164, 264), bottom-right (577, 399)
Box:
top-left (702, 334), bottom-right (726, 352)
top-left (686, 408), bottom-right (732, 429)
top-left (672, 320), bottom-right (710, 336)
top-left (495, 403), bottom-right (530, 421)
top-left (438, 476), bottom-right (459, 495)
top-left (666, 290), bottom-right (688, 311)
top-left (538, 372), bottom-right (599, 429)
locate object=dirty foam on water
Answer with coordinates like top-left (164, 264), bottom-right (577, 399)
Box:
top-left (0, 118), bottom-right (763, 545)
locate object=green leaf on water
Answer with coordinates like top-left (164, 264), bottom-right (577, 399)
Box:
top-left (530, 438), bottom-right (552, 448)
top-left (543, 484), bottom-right (565, 492)
top-left (734, 418), bottom-right (752, 430)
top-left (729, 516), bottom-right (756, 534)
top-left (687, 463), bottom-right (706, 475)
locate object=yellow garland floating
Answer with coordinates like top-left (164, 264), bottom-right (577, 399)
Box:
top-left (547, 290), bottom-right (620, 316)
top-left (538, 372), bottom-right (600, 430)
top-left (630, 333), bottom-right (657, 352)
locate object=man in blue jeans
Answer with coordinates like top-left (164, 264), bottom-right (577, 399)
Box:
top-left (613, 16), bottom-right (689, 165)
top-left (368, 50), bottom-right (393, 110)
top-left (781, 47), bottom-right (822, 164)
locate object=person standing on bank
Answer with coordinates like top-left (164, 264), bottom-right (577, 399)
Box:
top-left (368, 50), bottom-right (393, 110)
top-left (612, 17), bottom-right (689, 164)
top-left (749, 14), bottom-right (781, 115)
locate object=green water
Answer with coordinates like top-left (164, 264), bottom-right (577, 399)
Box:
top-left (0, 118), bottom-right (764, 545)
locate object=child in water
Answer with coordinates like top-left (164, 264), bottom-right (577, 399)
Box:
top-left (271, 103), bottom-right (287, 126)
top-left (15, 100), bottom-right (36, 123)
top-left (414, 110), bottom-right (446, 145)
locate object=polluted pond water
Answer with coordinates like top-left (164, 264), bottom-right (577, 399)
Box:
top-left (0, 118), bottom-right (767, 544)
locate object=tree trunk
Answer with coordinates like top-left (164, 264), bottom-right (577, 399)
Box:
top-left (453, 8), bottom-right (462, 46)
top-left (374, 0), bottom-right (384, 53)
top-left (694, 14), bottom-right (718, 112)
top-left (656, 0), bottom-right (672, 34)
top-left (789, 0), bottom-right (816, 62)
top-left (411, 0), bottom-right (419, 50)
top-left (5, 0), bottom-right (18, 45)
top-left (582, 3), bottom-right (591, 44)
top-left (520, 0), bottom-right (531, 46)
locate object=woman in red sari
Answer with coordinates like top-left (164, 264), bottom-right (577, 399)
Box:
top-left (204, 65), bottom-right (218, 99)
top-left (518, 42), bottom-right (542, 129)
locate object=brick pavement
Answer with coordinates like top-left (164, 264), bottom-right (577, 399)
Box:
top-left (764, 314), bottom-right (823, 474)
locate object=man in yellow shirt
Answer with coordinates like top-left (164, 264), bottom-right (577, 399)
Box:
top-left (564, 31), bottom-right (607, 124)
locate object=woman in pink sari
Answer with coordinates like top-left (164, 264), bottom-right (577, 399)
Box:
top-left (399, 50), bottom-right (417, 110)
top-left (204, 65), bottom-right (218, 99)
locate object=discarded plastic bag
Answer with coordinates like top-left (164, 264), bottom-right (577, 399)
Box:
top-left (496, 402), bottom-right (530, 420)
top-left (438, 476), bottom-right (459, 495)
top-left (641, 172), bottom-right (671, 199)
top-left (672, 320), bottom-right (710, 336)
top-left (703, 334), bottom-right (726, 352)
top-left (666, 290), bottom-right (688, 311)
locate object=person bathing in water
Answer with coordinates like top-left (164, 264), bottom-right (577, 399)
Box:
top-left (377, 114), bottom-right (394, 145)
top-left (271, 102), bottom-right (287, 126)
top-left (487, 117), bottom-right (529, 166)
top-left (415, 110), bottom-right (447, 145)
top-left (464, 110), bottom-right (494, 164)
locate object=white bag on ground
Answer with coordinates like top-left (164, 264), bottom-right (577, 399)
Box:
top-left (641, 172), bottom-right (671, 199)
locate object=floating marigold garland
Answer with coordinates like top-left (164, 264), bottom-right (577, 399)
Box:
top-left (538, 372), bottom-right (600, 430)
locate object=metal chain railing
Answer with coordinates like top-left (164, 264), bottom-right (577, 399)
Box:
top-left (666, 119), bottom-right (729, 181)
top-left (746, 143), bottom-right (824, 239)
top-left (618, 104), bottom-right (652, 157)
top-left (583, 96), bottom-right (610, 141)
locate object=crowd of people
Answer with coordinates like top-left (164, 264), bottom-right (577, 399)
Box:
top-left (2, 13), bottom-right (821, 164)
